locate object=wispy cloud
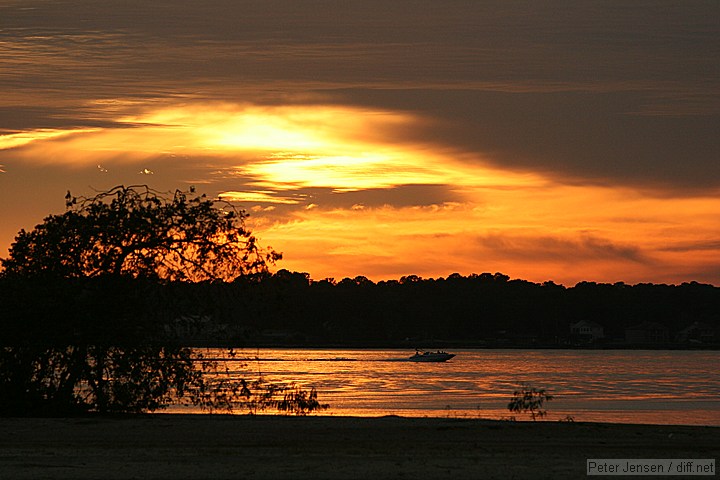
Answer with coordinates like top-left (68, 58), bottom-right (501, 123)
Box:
top-left (472, 233), bottom-right (650, 264)
top-left (219, 190), bottom-right (303, 205)
top-left (0, 128), bottom-right (98, 151)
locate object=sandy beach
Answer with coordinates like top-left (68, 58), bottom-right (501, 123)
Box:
top-left (1, 415), bottom-right (717, 479)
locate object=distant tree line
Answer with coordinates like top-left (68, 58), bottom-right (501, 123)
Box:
top-left (5, 269), bottom-right (717, 349)
top-left (214, 271), bottom-right (720, 347)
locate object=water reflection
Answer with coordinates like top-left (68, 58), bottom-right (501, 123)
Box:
top-left (167, 349), bottom-right (720, 426)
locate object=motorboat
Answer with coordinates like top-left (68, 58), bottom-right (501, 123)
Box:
top-left (408, 350), bottom-right (455, 362)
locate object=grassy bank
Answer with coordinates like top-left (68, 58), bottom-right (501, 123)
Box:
top-left (1, 415), bottom-right (718, 479)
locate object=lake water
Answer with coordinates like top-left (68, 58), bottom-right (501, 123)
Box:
top-left (172, 349), bottom-right (720, 426)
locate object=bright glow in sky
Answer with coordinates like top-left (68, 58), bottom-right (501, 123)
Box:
top-left (1, 1), bottom-right (719, 285)
top-left (0, 128), bottom-right (98, 150)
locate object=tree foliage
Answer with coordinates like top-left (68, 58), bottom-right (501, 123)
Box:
top-left (199, 270), bottom-right (719, 348)
top-left (507, 384), bottom-right (554, 421)
top-left (231, 377), bottom-right (329, 416)
top-left (0, 345), bottom-right (200, 415)
top-left (2, 185), bottom-right (280, 282)
top-left (0, 185), bottom-right (281, 416)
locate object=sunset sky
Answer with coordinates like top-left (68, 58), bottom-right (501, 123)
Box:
top-left (1, 1), bottom-right (719, 286)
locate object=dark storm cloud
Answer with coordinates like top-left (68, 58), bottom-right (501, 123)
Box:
top-left (1, 0), bottom-right (718, 190)
top-left (324, 88), bottom-right (720, 190)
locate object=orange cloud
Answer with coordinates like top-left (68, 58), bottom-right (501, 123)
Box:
top-left (0, 128), bottom-right (99, 151)
top-left (4, 100), bottom-right (543, 194)
top-left (252, 185), bottom-right (720, 286)
top-left (3, 100), bottom-right (719, 285)
top-left (218, 190), bottom-right (303, 205)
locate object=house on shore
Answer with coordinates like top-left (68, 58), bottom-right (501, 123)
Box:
top-left (569, 320), bottom-right (605, 344)
top-left (625, 321), bottom-right (669, 345)
top-left (163, 314), bottom-right (243, 346)
top-left (676, 321), bottom-right (718, 345)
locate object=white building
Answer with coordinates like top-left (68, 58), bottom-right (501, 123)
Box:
top-left (569, 320), bottom-right (605, 343)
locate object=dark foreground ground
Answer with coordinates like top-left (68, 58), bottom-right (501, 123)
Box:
top-left (1, 415), bottom-right (717, 479)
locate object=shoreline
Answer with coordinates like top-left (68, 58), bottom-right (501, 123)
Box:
top-left (192, 343), bottom-right (720, 351)
top-left (2, 414), bottom-right (718, 479)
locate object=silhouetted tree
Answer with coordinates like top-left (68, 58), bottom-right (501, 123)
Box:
top-left (0, 185), bottom-right (280, 415)
top-left (508, 384), bottom-right (554, 421)
top-left (3, 185), bottom-right (279, 281)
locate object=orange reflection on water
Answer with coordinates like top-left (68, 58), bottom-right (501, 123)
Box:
top-left (167, 349), bottom-right (720, 426)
